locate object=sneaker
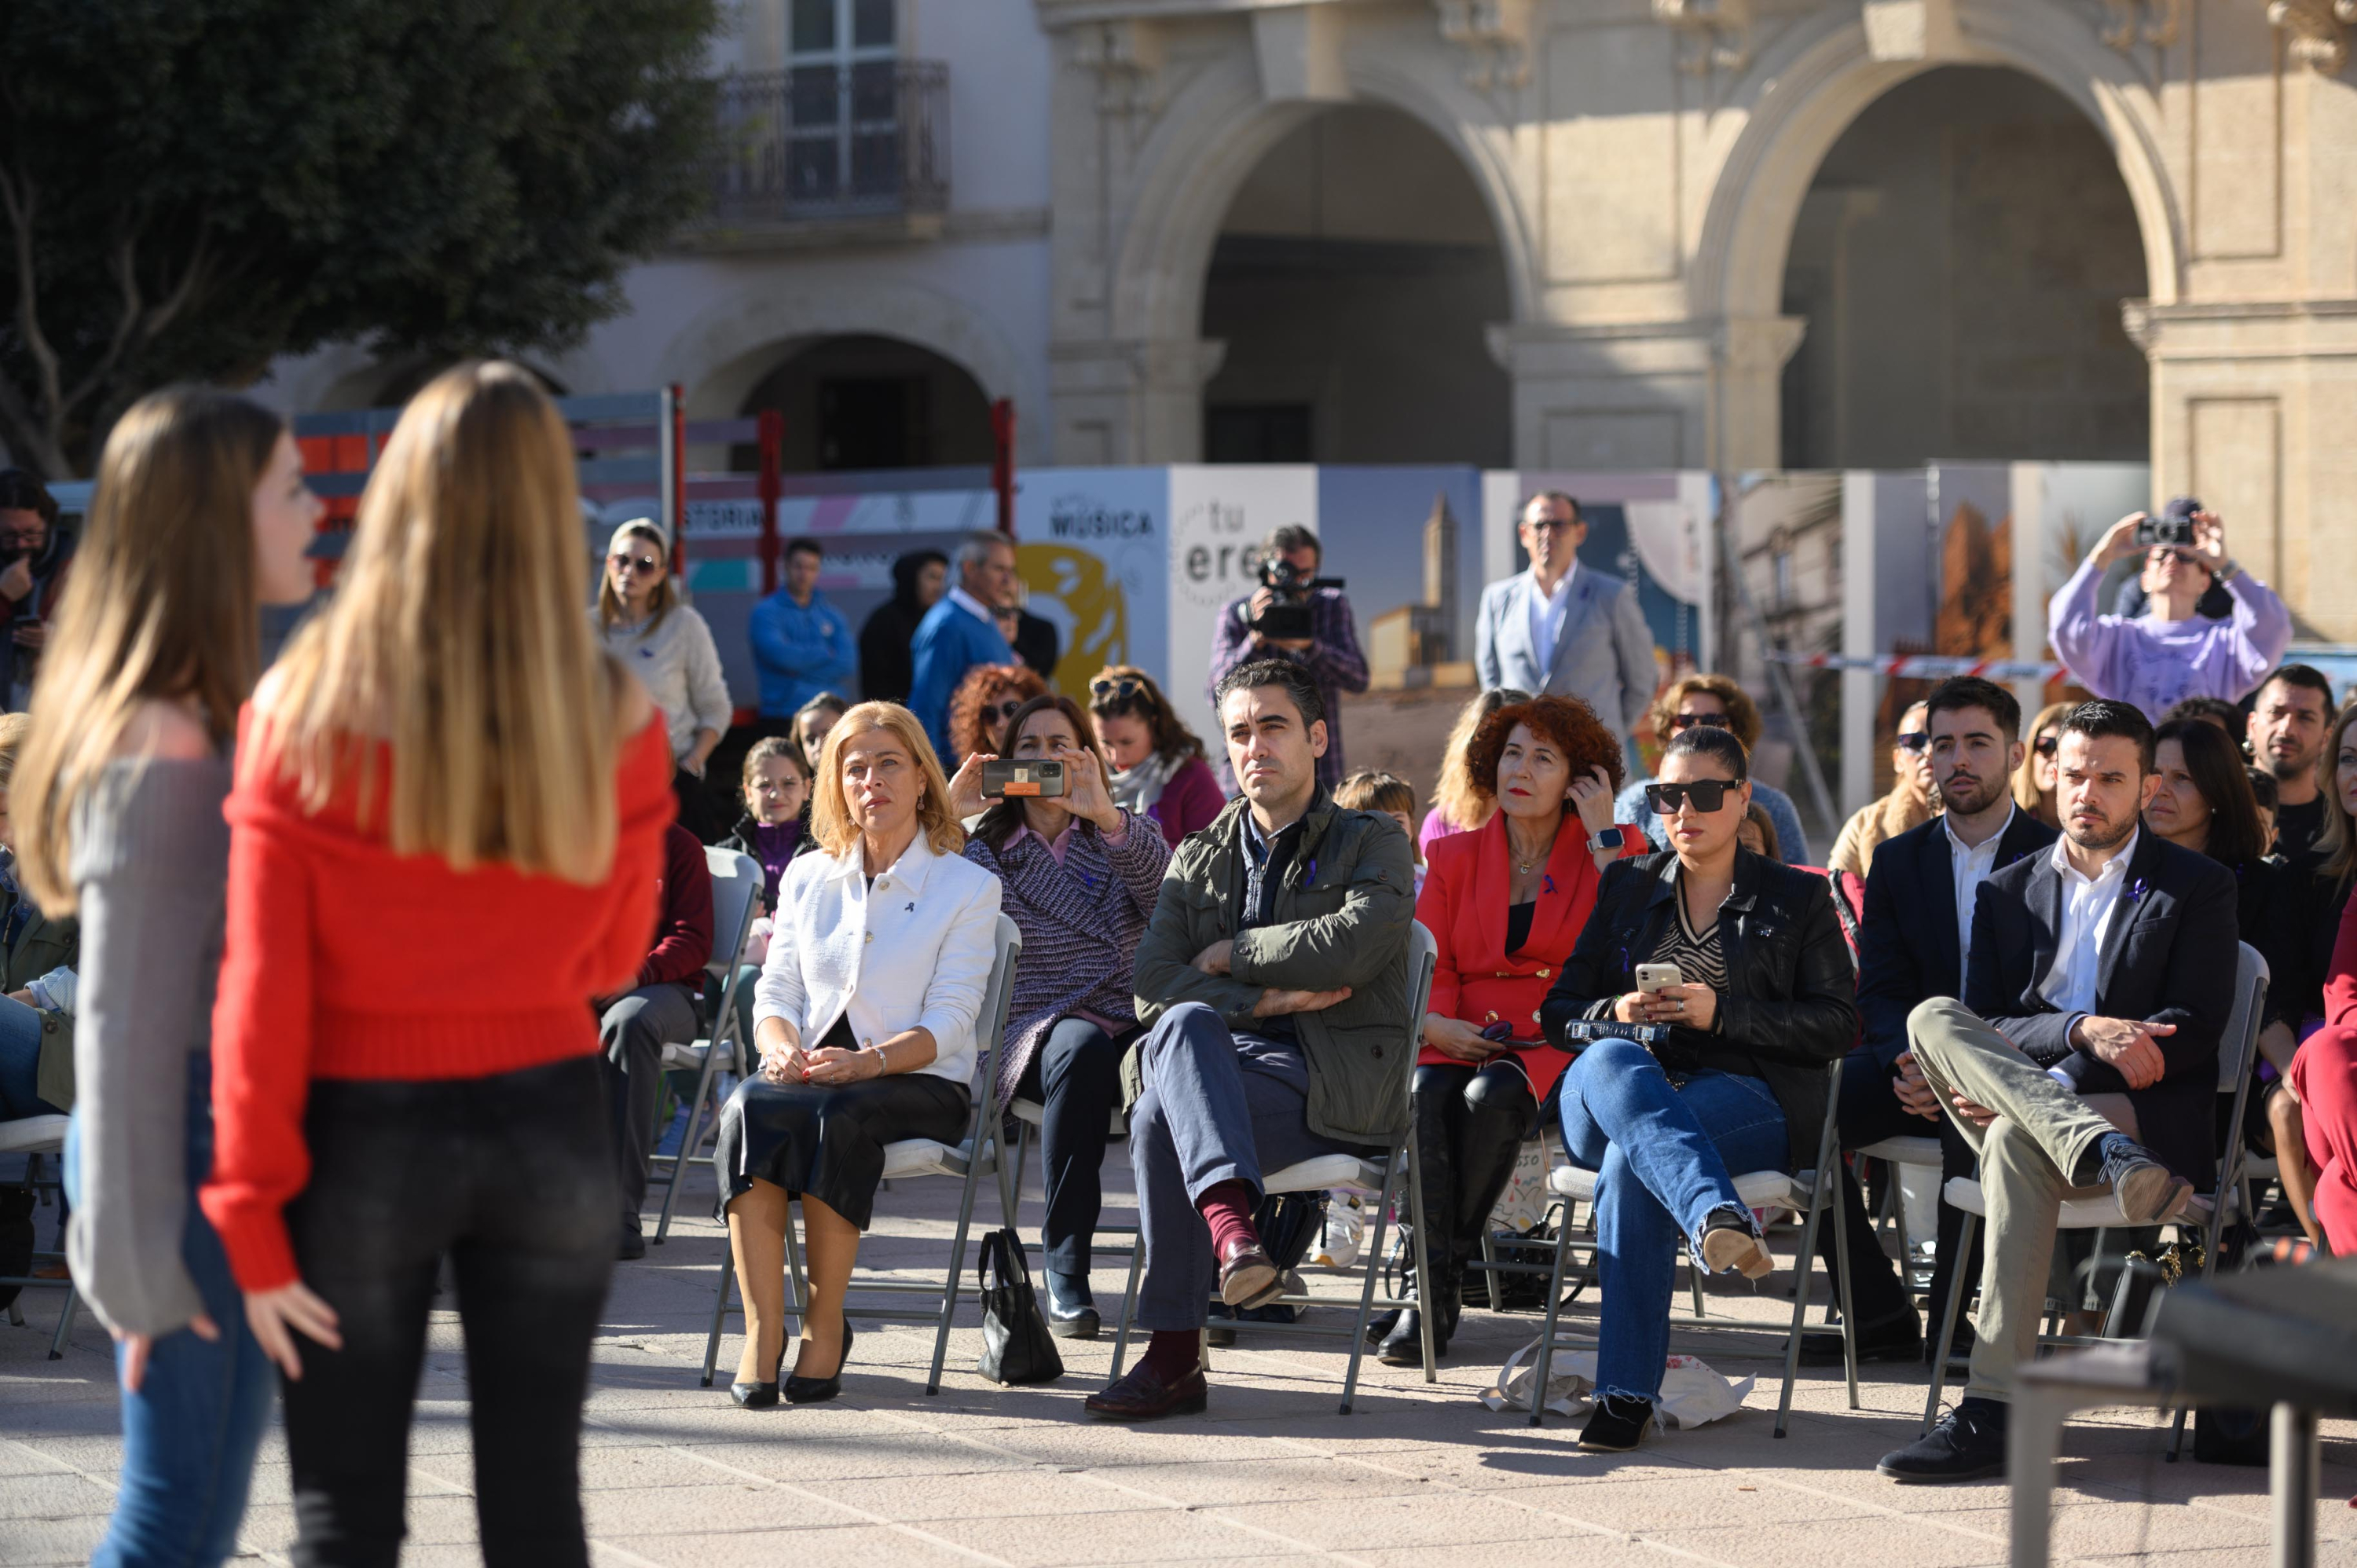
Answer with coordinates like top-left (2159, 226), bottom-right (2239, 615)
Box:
top-left (1877, 1401), bottom-right (2008, 1483)
top-left (1314, 1192), bottom-right (1366, 1269)
top-left (2096, 1138), bottom-right (2195, 1225)
top-left (1578, 1394), bottom-right (1655, 1453)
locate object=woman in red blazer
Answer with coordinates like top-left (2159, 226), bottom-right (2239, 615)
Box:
top-left (1379, 694), bottom-right (1643, 1366)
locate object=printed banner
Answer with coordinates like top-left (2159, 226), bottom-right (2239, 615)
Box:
top-left (1164, 465), bottom-right (1319, 749)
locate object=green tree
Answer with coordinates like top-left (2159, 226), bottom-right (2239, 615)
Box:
top-left (0, 0), bottom-right (719, 478)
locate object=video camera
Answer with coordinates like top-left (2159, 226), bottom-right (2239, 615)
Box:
top-left (2135, 496), bottom-right (2201, 550)
top-left (1250, 555), bottom-right (1345, 642)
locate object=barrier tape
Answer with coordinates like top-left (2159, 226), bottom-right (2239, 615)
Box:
top-left (1763, 651), bottom-right (2063, 680)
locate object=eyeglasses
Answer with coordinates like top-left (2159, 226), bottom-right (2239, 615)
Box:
top-left (1645, 780), bottom-right (1736, 815)
top-left (2034, 735), bottom-right (2060, 757)
top-left (1090, 675), bottom-right (1147, 703)
top-left (1896, 731), bottom-right (1930, 753)
top-left (1525, 516), bottom-right (1580, 533)
top-left (1670, 713), bottom-right (1732, 731)
top-left (609, 552), bottom-right (662, 575)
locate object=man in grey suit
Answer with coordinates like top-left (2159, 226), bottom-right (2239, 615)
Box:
top-left (1473, 493), bottom-right (1657, 744)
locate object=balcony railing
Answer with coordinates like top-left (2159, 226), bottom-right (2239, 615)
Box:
top-left (699, 62), bottom-right (949, 230)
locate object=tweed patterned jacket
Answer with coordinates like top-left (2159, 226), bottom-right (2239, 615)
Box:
top-left (962, 807), bottom-right (1173, 1112)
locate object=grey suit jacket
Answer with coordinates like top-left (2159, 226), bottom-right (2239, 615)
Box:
top-left (1473, 568), bottom-right (1656, 733)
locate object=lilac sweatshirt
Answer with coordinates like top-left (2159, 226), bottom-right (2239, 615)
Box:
top-left (2047, 555), bottom-right (2291, 721)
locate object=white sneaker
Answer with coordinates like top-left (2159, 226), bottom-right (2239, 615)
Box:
top-left (1314, 1192), bottom-right (1366, 1269)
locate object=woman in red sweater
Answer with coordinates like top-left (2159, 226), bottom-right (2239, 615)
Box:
top-left (1378, 694), bottom-right (1640, 1365)
top-left (200, 364), bottom-right (673, 1568)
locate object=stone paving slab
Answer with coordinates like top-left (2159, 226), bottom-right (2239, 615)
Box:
top-left (5, 1164), bottom-right (2355, 1566)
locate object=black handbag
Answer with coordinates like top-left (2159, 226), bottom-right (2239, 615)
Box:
top-left (975, 1227), bottom-right (1064, 1385)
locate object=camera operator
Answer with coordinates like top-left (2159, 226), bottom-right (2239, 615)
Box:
top-left (1207, 525), bottom-right (1367, 792)
top-left (0, 471), bottom-right (71, 713)
top-left (2048, 496), bottom-right (2290, 724)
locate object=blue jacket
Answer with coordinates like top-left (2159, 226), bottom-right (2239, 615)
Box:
top-left (908, 596), bottom-right (1014, 762)
top-left (747, 588), bottom-right (856, 719)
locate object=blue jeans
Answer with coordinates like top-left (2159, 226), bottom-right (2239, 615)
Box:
top-left (0, 993), bottom-right (61, 1119)
top-left (1557, 1039), bottom-right (1788, 1402)
top-left (66, 1057), bottom-right (275, 1568)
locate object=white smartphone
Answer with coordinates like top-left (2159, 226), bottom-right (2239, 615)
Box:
top-left (1633, 962), bottom-right (1684, 994)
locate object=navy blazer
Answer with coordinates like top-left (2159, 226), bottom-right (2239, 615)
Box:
top-left (1960, 831), bottom-right (2239, 1187)
top-left (1857, 808), bottom-right (2058, 1072)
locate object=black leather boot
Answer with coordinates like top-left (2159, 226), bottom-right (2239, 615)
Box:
top-left (1376, 1075), bottom-right (1460, 1365)
top-left (1450, 1069), bottom-right (1538, 1330)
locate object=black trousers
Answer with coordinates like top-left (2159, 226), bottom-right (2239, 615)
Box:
top-left (1013, 1017), bottom-right (1136, 1276)
top-left (599, 980), bottom-right (702, 1218)
top-left (1816, 1048), bottom-right (1982, 1335)
top-left (1411, 1060), bottom-right (1538, 1291)
top-left (280, 1056), bottom-right (615, 1568)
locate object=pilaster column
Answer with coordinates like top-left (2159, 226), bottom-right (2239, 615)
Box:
top-left (1049, 337), bottom-right (1230, 464)
top-left (1486, 315), bottom-right (1803, 473)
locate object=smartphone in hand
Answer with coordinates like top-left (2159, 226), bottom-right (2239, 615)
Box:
top-left (1633, 962), bottom-right (1684, 994)
top-left (981, 757), bottom-right (1066, 800)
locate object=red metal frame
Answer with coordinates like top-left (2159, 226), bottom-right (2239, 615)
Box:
top-left (990, 397), bottom-right (1016, 535)
top-left (757, 408), bottom-right (785, 595)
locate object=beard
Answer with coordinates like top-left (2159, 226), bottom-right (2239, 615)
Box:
top-left (1939, 771), bottom-right (2007, 817)
top-left (2065, 808), bottom-right (2137, 852)
top-left (2268, 749), bottom-right (2315, 784)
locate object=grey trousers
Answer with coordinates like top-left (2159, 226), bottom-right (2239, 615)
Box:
top-left (1128, 1002), bottom-right (1358, 1332)
top-left (601, 981), bottom-right (702, 1218)
top-left (1905, 998), bottom-right (2137, 1403)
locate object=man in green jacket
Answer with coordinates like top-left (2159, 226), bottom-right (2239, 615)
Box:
top-left (1084, 659), bottom-right (1414, 1420)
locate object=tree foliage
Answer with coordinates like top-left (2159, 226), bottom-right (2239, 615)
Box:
top-left (0, 0), bottom-right (719, 476)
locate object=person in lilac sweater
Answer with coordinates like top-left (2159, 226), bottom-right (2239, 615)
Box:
top-left (2049, 504), bottom-right (2291, 723)
top-left (1088, 665), bottom-right (1227, 848)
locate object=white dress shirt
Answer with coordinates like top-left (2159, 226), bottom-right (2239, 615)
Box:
top-left (1524, 562), bottom-right (1578, 665)
top-left (947, 583), bottom-right (998, 629)
top-left (1945, 802), bottom-right (2015, 976)
top-left (2038, 826), bottom-right (2139, 1020)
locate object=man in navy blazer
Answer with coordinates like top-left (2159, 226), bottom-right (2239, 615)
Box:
top-left (1804, 677), bottom-right (2057, 1371)
top-left (1878, 699), bottom-right (2238, 1484)
top-left (1473, 493), bottom-right (1655, 746)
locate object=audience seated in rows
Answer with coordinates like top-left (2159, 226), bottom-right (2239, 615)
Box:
top-left (1087, 666), bottom-right (1225, 849)
top-left (1613, 675), bottom-right (1813, 866)
top-left (954, 694), bottom-right (1172, 1339)
top-left (1829, 699), bottom-right (1937, 881)
top-left (2264, 700), bottom-right (2357, 1245)
top-left (717, 738), bottom-right (816, 1046)
top-left (604, 822), bottom-right (715, 1260)
top-left (1541, 723), bottom-right (1859, 1453)
top-left (1417, 688), bottom-right (1529, 855)
top-left (2011, 700), bottom-right (2073, 833)
top-left (1334, 771), bottom-right (1424, 896)
top-left (946, 662), bottom-right (1046, 771)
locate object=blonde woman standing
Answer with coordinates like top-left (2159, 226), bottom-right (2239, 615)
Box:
top-left (595, 517), bottom-right (732, 837)
top-left (200, 365), bottom-right (675, 1566)
top-left (14, 387), bottom-right (319, 1566)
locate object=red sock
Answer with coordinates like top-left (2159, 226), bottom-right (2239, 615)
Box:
top-left (1140, 1328), bottom-right (1200, 1382)
top-left (1197, 1178), bottom-right (1261, 1257)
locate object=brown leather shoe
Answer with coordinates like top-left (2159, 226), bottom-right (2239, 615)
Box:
top-left (1217, 1235), bottom-right (1282, 1310)
top-left (1084, 1360), bottom-right (1208, 1420)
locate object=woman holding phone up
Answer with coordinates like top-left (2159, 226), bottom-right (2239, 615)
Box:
top-left (1538, 724), bottom-right (1856, 1454)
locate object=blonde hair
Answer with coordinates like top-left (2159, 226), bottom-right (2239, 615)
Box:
top-left (0, 713), bottom-right (31, 789)
top-left (259, 361), bottom-right (630, 882)
top-left (14, 387), bottom-right (283, 913)
top-left (2315, 702), bottom-right (2357, 891)
top-left (2012, 700), bottom-right (2074, 817)
top-left (808, 702), bottom-right (964, 859)
top-left (1431, 687), bottom-right (1529, 832)
top-left (596, 520), bottom-right (677, 634)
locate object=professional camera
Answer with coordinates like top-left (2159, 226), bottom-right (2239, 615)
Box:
top-left (1251, 554), bottom-right (1344, 641)
top-left (2135, 496), bottom-right (2201, 550)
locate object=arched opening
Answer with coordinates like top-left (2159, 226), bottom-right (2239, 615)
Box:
top-left (737, 332), bottom-right (994, 471)
top-left (1777, 66), bottom-right (2150, 470)
top-left (1200, 104), bottom-right (1511, 467)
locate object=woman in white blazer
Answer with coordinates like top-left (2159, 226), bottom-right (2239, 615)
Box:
top-left (713, 702), bottom-right (1002, 1409)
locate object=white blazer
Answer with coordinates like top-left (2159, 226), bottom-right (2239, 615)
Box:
top-left (751, 833), bottom-right (1003, 1088)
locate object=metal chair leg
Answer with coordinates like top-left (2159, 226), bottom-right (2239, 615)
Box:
top-left (1108, 1233), bottom-right (1145, 1379)
top-left (1402, 1133), bottom-right (1437, 1386)
top-left (1829, 1159), bottom-right (1860, 1411)
top-left (1480, 1229), bottom-right (1503, 1311)
top-left (48, 1286), bottom-right (78, 1360)
top-left (701, 1251), bottom-right (732, 1388)
top-left (1528, 1201), bottom-right (1577, 1427)
top-left (1924, 1211), bottom-right (1978, 1431)
top-left (1775, 1168), bottom-right (1831, 1438)
top-left (928, 1127), bottom-right (994, 1395)
top-left (1343, 1156), bottom-right (1400, 1414)
top-left (654, 1040), bottom-right (724, 1245)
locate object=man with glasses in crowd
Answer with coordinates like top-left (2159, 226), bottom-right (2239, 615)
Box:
top-left (2049, 499), bottom-right (2292, 724)
top-left (1475, 492), bottom-right (1657, 756)
top-left (1831, 699), bottom-right (1938, 881)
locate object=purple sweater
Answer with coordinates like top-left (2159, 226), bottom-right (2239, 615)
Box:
top-left (2048, 555), bottom-right (2291, 721)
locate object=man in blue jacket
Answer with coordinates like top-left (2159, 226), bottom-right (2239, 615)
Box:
top-left (909, 531), bottom-right (1019, 761)
top-left (747, 537), bottom-right (855, 723)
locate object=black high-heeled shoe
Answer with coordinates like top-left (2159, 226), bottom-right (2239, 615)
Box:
top-left (730, 1332), bottom-right (788, 1409)
top-left (785, 1317), bottom-right (856, 1405)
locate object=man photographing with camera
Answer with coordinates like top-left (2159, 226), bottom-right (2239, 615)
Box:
top-left (1208, 525), bottom-right (1367, 792)
top-left (2048, 496), bottom-right (2290, 724)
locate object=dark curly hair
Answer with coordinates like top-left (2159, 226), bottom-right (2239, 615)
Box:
top-left (947, 662), bottom-right (1048, 763)
top-left (1462, 694), bottom-right (1626, 805)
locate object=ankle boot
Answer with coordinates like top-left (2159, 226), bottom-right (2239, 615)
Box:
top-left (1451, 1075), bottom-right (1538, 1328)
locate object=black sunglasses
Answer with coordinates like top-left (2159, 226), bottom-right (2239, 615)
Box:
top-left (1090, 675), bottom-right (1147, 702)
top-left (1670, 713), bottom-right (1732, 731)
top-left (986, 698), bottom-right (1027, 724)
top-left (1646, 780), bottom-right (1736, 815)
top-left (2034, 735), bottom-right (2059, 757)
top-left (1896, 731), bottom-right (1930, 753)
top-left (609, 551), bottom-right (662, 575)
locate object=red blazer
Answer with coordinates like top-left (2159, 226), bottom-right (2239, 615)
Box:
top-left (1414, 811), bottom-right (1642, 1099)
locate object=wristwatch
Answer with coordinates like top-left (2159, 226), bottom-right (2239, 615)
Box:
top-left (2212, 558), bottom-right (2240, 583)
top-left (1587, 826), bottom-right (1625, 854)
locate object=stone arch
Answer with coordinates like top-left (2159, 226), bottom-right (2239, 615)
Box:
top-left (1695, 0), bottom-right (2184, 330)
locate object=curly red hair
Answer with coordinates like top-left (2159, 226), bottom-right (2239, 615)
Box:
top-left (1461, 694), bottom-right (1626, 804)
top-left (947, 662), bottom-right (1048, 763)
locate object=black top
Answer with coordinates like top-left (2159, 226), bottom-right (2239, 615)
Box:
top-left (1505, 899), bottom-right (1536, 957)
top-left (2270, 849), bottom-right (2354, 1027)
top-left (2275, 795), bottom-right (2327, 861)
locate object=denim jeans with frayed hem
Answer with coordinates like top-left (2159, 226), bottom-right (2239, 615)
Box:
top-left (1557, 1039), bottom-right (1787, 1403)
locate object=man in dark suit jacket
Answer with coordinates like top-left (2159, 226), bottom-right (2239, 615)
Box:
top-left (1877, 699), bottom-right (2238, 1484)
top-left (1805, 678), bottom-right (2057, 1371)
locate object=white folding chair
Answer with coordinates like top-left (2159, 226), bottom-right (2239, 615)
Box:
top-left (1523, 1052), bottom-right (1857, 1437)
top-left (1105, 921), bottom-right (1440, 1415)
top-left (698, 914), bottom-right (1022, 1395)
top-left (1854, 1133), bottom-right (1943, 1295)
top-left (649, 847), bottom-right (764, 1244)
top-left (0, 1115), bottom-right (78, 1357)
top-left (1923, 941), bottom-right (2268, 1433)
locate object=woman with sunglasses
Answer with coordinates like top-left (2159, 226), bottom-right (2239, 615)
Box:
top-left (594, 518), bottom-right (731, 839)
top-left (1611, 674), bottom-right (1812, 866)
top-left (1087, 665), bottom-right (1225, 848)
top-left (1827, 698), bottom-right (1936, 881)
top-left (2009, 700), bottom-right (2073, 830)
top-left (945, 661), bottom-right (1047, 768)
top-left (1539, 723), bottom-right (1857, 1452)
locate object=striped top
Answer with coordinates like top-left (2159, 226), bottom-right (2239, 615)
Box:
top-left (1648, 890), bottom-right (1729, 995)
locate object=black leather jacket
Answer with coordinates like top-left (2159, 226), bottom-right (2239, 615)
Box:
top-left (1541, 848), bottom-right (1859, 1171)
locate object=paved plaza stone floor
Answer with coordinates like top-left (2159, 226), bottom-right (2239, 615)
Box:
top-left (5, 1160), bottom-right (2354, 1567)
